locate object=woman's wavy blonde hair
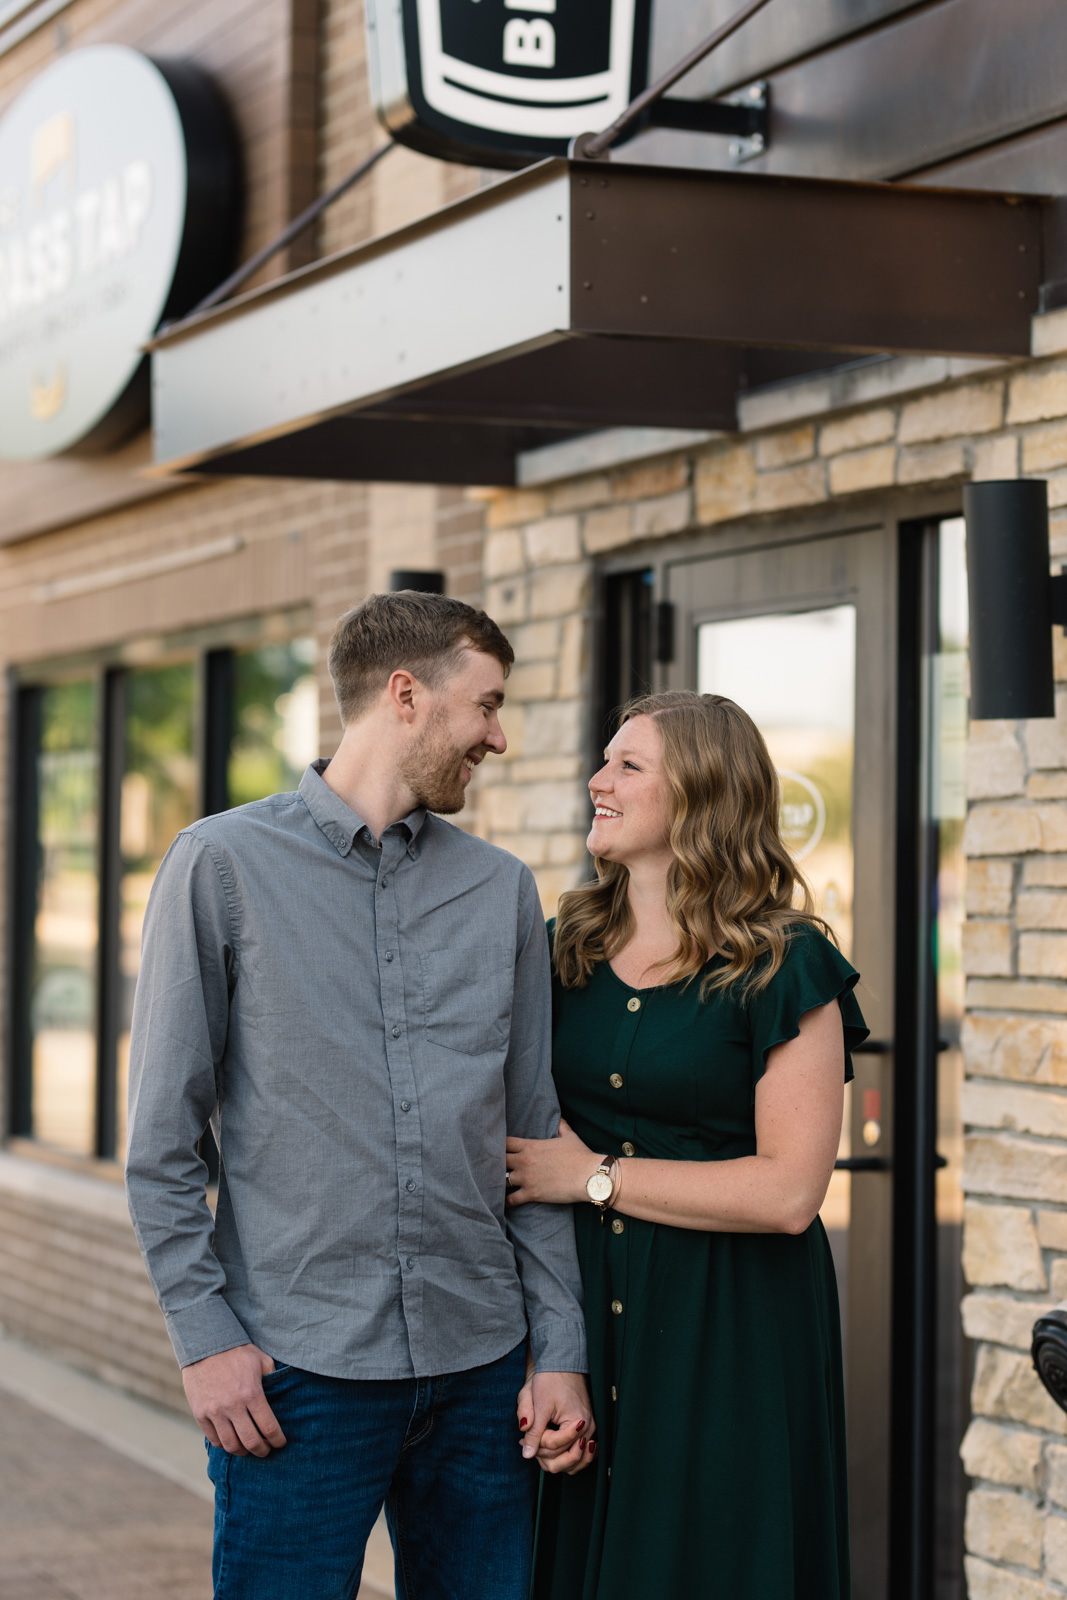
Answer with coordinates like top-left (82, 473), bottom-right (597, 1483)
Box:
top-left (554, 691), bottom-right (831, 998)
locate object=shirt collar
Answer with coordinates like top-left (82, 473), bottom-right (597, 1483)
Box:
top-left (299, 760), bottom-right (427, 858)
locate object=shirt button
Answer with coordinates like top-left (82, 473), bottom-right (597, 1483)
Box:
top-left (627, 997), bottom-right (641, 1013)
top-left (406, 1178), bottom-right (417, 1192)
top-left (381, 877), bottom-right (390, 889)
top-left (611, 1385), bottom-right (618, 1401)
top-left (391, 1026), bottom-right (401, 1038)
top-left (612, 1218), bottom-right (624, 1234)
top-left (622, 1142), bottom-right (635, 1157)
top-left (405, 1257), bottom-right (415, 1270)
top-left (611, 1300), bottom-right (623, 1315)
top-left (400, 1100), bottom-right (411, 1112)
top-left (385, 952), bottom-right (394, 962)
top-left (609, 1073), bottom-right (623, 1089)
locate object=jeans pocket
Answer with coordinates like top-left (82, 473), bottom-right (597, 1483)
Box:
top-left (261, 1361), bottom-right (293, 1385)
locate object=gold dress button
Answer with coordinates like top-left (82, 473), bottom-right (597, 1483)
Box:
top-left (611, 1385), bottom-right (618, 1401)
top-left (627, 996), bottom-right (641, 1013)
top-left (622, 1141), bottom-right (635, 1157)
top-left (611, 1218), bottom-right (624, 1234)
top-left (611, 1299), bottom-right (623, 1315)
top-left (609, 1073), bottom-right (623, 1089)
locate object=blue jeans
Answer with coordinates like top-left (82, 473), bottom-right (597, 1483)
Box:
top-left (206, 1342), bottom-right (536, 1600)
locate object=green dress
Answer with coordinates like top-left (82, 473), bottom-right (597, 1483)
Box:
top-left (533, 922), bottom-right (868, 1600)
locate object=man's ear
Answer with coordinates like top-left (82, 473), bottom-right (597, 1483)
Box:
top-left (387, 669), bottom-right (420, 724)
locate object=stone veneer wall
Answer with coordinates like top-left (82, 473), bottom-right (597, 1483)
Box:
top-left (472, 314), bottom-right (1067, 1599)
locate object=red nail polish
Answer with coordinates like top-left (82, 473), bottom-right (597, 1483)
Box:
top-left (578, 1438), bottom-right (586, 1451)
top-left (519, 1418), bottom-right (529, 1430)
top-left (588, 1441), bottom-right (598, 1457)
top-left (575, 1419), bottom-right (586, 1432)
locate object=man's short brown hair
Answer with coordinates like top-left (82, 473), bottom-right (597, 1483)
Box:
top-left (328, 591), bottom-right (515, 725)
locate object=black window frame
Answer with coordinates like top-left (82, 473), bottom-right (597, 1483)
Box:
top-left (5, 612), bottom-right (314, 1167)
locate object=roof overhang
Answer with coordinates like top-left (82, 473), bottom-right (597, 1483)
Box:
top-left (149, 158), bottom-right (1056, 487)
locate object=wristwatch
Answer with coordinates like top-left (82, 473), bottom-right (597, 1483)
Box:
top-left (586, 1157), bottom-right (615, 1209)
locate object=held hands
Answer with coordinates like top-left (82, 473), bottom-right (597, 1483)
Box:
top-left (505, 1118), bottom-right (597, 1207)
top-left (182, 1342), bottom-right (286, 1457)
top-left (516, 1365), bottom-right (597, 1476)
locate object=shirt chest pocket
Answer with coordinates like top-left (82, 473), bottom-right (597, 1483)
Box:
top-left (418, 947), bottom-right (513, 1056)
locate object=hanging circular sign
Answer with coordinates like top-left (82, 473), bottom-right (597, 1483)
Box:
top-left (0, 46), bottom-right (238, 460)
top-left (777, 768), bottom-right (827, 862)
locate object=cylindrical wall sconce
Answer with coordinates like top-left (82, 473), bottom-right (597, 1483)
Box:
top-left (1033, 1306), bottom-right (1067, 1413)
top-left (389, 570), bottom-right (446, 594)
top-left (964, 479), bottom-right (1056, 720)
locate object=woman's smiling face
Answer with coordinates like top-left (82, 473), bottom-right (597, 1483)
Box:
top-left (587, 714), bottom-right (673, 868)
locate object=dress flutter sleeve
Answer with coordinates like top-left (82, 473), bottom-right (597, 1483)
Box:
top-left (745, 923), bottom-right (869, 1096)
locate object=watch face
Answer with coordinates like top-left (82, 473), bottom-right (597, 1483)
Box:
top-left (587, 1171), bottom-right (614, 1203)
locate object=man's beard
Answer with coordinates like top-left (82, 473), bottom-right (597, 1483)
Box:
top-left (398, 707), bottom-right (471, 815)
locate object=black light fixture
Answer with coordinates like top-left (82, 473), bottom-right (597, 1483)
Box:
top-left (389, 570), bottom-right (446, 594)
top-left (1033, 1307), bottom-right (1067, 1413)
top-left (963, 479), bottom-right (1067, 719)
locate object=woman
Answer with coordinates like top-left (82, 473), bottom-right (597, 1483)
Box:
top-left (505, 691), bottom-right (867, 1600)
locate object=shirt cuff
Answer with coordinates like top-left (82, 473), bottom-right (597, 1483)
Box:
top-left (529, 1318), bottom-right (588, 1376)
top-left (165, 1294), bottom-right (252, 1369)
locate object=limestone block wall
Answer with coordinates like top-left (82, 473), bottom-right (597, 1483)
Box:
top-left (475, 317), bottom-right (1067, 1599)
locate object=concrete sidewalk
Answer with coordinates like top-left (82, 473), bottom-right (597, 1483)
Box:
top-left (0, 1330), bottom-right (393, 1598)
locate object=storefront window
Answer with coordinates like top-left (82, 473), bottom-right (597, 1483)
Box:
top-left (12, 624), bottom-right (317, 1165)
top-left (931, 517), bottom-right (971, 1599)
top-left (229, 639), bottom-right (319, 806)
top-left (697, 605), bottom-right (857, 1330)
top-left (30, 681), bottom-right (100, 1157)
top-left (116, 663), bottom-right (198, 1156)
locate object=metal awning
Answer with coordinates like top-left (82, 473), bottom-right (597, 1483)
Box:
top-left (149, 158), bottom-right (1059, 487)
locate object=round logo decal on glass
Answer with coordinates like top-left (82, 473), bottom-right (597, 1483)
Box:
top-left (777, 768), bottom-right (827, 862)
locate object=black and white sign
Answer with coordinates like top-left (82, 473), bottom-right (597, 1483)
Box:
top-left (368, 0), bottom-right (653, 167)
top-left (0, 47), bottom-right (238, 461)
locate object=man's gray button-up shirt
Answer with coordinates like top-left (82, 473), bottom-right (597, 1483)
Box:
top-left (125, 762), bottom-right (587, 1381)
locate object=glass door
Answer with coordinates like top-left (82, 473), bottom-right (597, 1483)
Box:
top-left (663, 527), bottom-right (898, 1600)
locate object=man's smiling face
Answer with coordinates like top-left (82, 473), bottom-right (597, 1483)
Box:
top-left (398, 646), bottom-right (507, 814)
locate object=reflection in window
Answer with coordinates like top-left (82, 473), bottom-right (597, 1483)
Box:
top-left (229, 639), bottom-right (319, 806)
top-left (17, 625), bottom-right (317, 1166)
top-left (31, 681), bottom-right (99, 1156)
top-left (116, 664), bottom-right (197, 1156)
top-left (697, 604), bottom-right (857, 1348)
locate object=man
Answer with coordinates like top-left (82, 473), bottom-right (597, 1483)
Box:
top-left (126, 592), bottom-right (593, 1600)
